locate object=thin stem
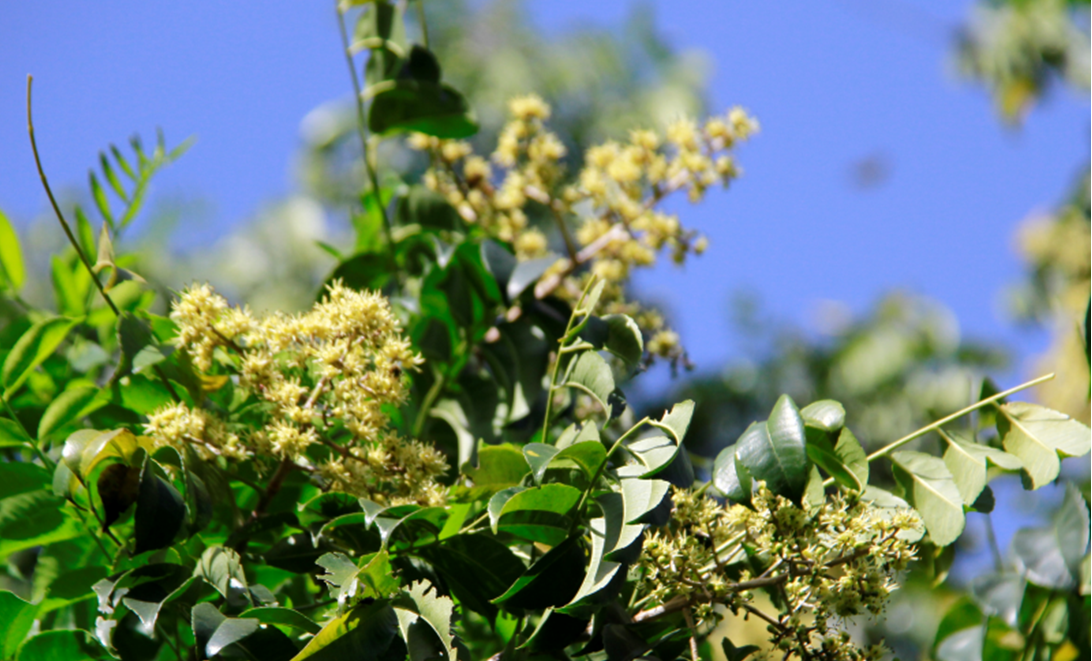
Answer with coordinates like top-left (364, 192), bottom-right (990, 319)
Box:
top-left (1, 395), bottom-right (54, 469)
top-left (540, 277), bottom-right (599, 443)
top-left (683, 608), bottom-right (700, 661)
top-left (27, 76), bottom-right (120, 317)
top-left (67, 501), bottom-right (112, 558)
top-left (336, 5), bottom-right (396, 271)
top-left (866, 372), bottom-right (1054, 462)
top-left (415, 0), bottom-right (430, 49)
top-left (250, 458), bottom-right (295, 521)
top-left (28, 76), bottom-right (181, 403)
top-left (983, 513), bottom-right (1003, 572)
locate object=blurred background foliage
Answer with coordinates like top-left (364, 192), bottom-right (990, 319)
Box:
top-left (1, 1), bottom-right (1088, 657)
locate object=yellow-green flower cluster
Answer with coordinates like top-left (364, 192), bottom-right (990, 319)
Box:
top-left (637, 485), bottom-right (920, 660)
top-left (407, 95), bottom-right (756, 369)
top-left (146, 281), bottom-right (448, 506)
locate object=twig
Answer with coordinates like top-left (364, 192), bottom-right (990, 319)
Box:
top-left (249, 458), bottom-right (294, 521)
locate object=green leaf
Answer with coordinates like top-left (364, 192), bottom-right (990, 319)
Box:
top-left (16, 630), bottom-right (108, 661)
top-left (494, 537), bottom-right (585, 609)
top-left (239, 607), bottom-right (322, 635)
top-left (190, 601), bottom-right (261, 658)
top-left (0, 417), bottom-right (30, 448)
top-left (715, 395), bottom-right (808, 502)
top-left (997, 401), bottom-right (1091, 489)
top-left (1012, 527), bottom-right (1073, 590)
top-left (651, 399), bottom-right (696, 446)
top-left (392, 580), bottom-right (457, 661)
top-left (933, 597), bottom-right (984, 651)
top-left (496, 484), bottom-right (582, 545)
top-left (890, 450), bottom-right (965, 546)
top-left (369, 80), bottom-right (478, 139)
top-left (598, 314), bottom-right (644, 367)
top-left (38, 386), bottom-right (102, 440)
top-left (0, 210), bottom-right (26, 291)
top-left (133, 455), bottom-right (185, 554)
top-left (935, 626), bottom-right (983, 661)
top-left (806, 442), bottom-right (861, 491)
top-left (722, 638), bottom-right (761, 661)
top-left (466, 443), bottom-right (530, 497)
top-left (1055, 484), bottom-right (1089, 575)
top-left (552, 440), bottom-right (608, 481)
top-left (0, 462), bottom-right (50, 500)
top-left (561, 493), bottom-right (639, 612)
top-left (507, 256), bottom-right (559, 301)
top-left (324, 252), bottom-right (392, 294)
top-left (397, 185), bottom-right (460, 230)
top-left (99, 152), bottom-right (128, 202)
top-left (941, 429), bottom-right (1023, 506)
top-left (618, 465), bottom-right (671, 525)
top-left (971, 572), bottom-right (1024, 628)
top-left (291, 599), bottom-right (400, 661)
top-left (565, 351), bottom-right (616, 417)
top-left (1, 317), bottom-right (80, 394)
top-left (195, 546), bottom-right (249, 601)
top-left (800, 400), bottom-right (845, 432)
top-left (420, 534), bottom-right (525, 619)
top-left (523, 443), bottom-right (560, 484)
top-left (0, 590), bottom-right (39, 659)
top-left (0, 490), bottom-right (82, 557)
top-left (89, 172), bottom-right (114, 226)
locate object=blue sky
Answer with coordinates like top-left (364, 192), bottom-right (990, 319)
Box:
top-left (1, 1), bottom-right (1088, 383)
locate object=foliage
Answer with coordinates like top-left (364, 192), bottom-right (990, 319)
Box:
top-left (1, 2), bottom-right (1090, 661)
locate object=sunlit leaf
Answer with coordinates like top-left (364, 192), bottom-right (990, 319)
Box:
top-left (890, 450), bottom-right (965, 546)
top-left (997, 402), bottom-right (1091, 489)
top-left (0, 210), bottom-right (26, 291)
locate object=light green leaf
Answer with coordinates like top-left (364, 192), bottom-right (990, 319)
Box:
top-left (997, 401), bottom-right (1091, 489)
top-left (393, 580), bottom-right (457, 661)
top-left (941, 429), bottom-right (1023, 506)
top-left (0, 590), bottom-right (39, 659)
top-left (0, 490), bottom-right (82, 557)
top-left (194, 546), bottom-right (249, 601)
top-left (565, 351), bottom-right (616, 417)
top-left (0, 210), bottom-right (26, 291)
top-left (800, 400), bottom-right (845, 431)
top-left (89, 172), bottom-right (113, 226)
top-left (562, 493), bottom-right (638, 611)
top-left (290, 599), bottom-right (399, 661)
top-left (890, 450), bottom-right (965, 546)
top-left (16, 630), bottom-right (108, 661)
top-left (523, 443), bottom-right (560, 484)
top-left (618, 465), bottom-right (671, 524)
top-left (651, 399), bottom-right (695, 445)
top-left (552, 440), bottom-right (607, 480)
top-left (38, 386), bottom-right (103, 440)
top-left (807, 442), bottom-right (861, 491)
top-left (1, 317), bottom-right (81, 394)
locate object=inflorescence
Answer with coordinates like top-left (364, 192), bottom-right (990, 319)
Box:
top-left (144, 281), bottom-right (448, 506)
top-left (638, 485), bottom-right (921, 661)
top-left (408, 94), bottom-right (758, 367)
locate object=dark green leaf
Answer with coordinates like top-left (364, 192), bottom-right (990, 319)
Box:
top-left (239, 607), bottom-right (321, 635)
top-left (133, 456), bottom-right (185, 554)
top-left (369, 80), bottom-right (478, 139)
top-left (392, 580), bottom-right (457, 660)
top-left (997, 402), bottom-right (1091, 489)
top-left (397, 185), bottom-right (460, 230)
top-left (522, 608), bottom-right (589, 652)
top-left (324, 252), bottom-right (392, 294)
top-left (420, 534), bottom-right (524, 619)
top-left (716, 395), bottom-right (809, 502)
top-left (722, 638), bottom-right (761, 661)
top-left (806, 442), bottom-right (862, 491)
top-left (16, 630), bottom-right (108, 661)
top-left (38, 386), bottom-right (102, 440)
top-left (0, 462), bottom-right (50, 500)
top-left (0, 590), bottom-right (38, 659)
top-left (562, 494), bottom-right (639, 612)
top-left (494, 537), bottom-right (585, 609)
top-left (1, 317), bottom-right (80, 394)
top-left (0, 490), bottom-right (81, 557)
top-left (890, 450), bottom-right (965, 546)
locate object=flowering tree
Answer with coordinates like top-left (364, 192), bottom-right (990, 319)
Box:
top-left (0, 3), bottom-right (1088, 661)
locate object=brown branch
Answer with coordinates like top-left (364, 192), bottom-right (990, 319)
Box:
top-left (249, 458), bottom-right (294, 522)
